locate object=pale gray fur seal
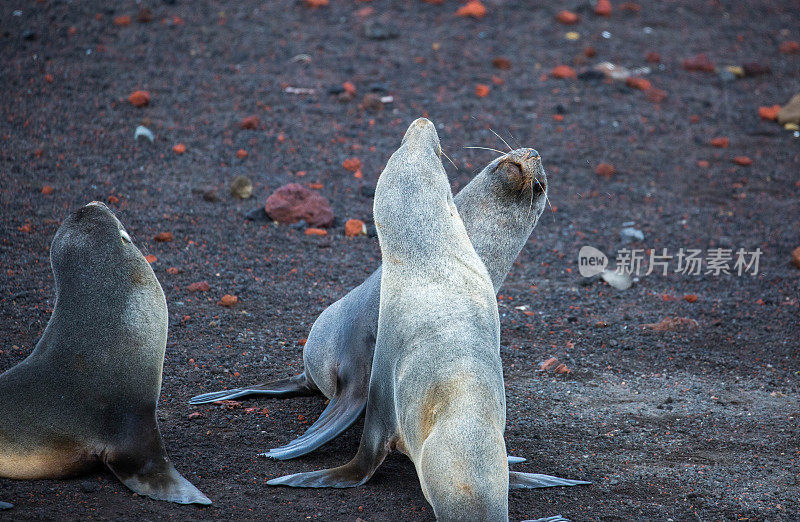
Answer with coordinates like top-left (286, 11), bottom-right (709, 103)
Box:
top-left (190, 128), bottom-right (550, 461)
top-left (0, 202), bottom-right (210, 506)
top-left (267, 118), bottom-right (589, 520)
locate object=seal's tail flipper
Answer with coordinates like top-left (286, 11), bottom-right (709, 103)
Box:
top-left (104, 430), bottom-right (212, 505)
top-left (0, 501), bottom-right (13, 510)
top-left (188, 373), bottom-right (317, 405)
top-left (260, 390), bottom-right (367, 460)
top-left (510, 471), bottom-right (591, 489)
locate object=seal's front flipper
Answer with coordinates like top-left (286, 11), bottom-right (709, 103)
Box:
top-left (510, 471), bottom-right (591, 489)
top-left (507, 455), bottom-right (526, 464)
top-left (0, 500), bottom-right (13, 510)
top-left (261, 389), bottom-right (366, 460)
top-left (522, 516), bottom-right (570, 522)
top-left (188, 373), bottom-right (317, 405)
top-left (104, 426), bottom-right (212, 505)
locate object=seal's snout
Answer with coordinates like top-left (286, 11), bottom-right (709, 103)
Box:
top-left (401, 117), bottom-right (440, 152)
top-left (85, 201), bottom-right (109, 210)
top-left (495, 148), bottom-right (547, 195)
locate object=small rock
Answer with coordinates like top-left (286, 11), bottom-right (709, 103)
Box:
top-left (645, 52), bottom-right (661, 63)
top-left (236, 149), bottom-right (248, 159)
top-left (342, 158), bottom-right (362, 172)
top-left (779, 41), bottom-right (800, 54)
top-left (791, 246), bottom-right (800, 268)
top-left (595, 163), bottom-right (615, 177)
top-left (620, 227), bottom-right (644, 242)
top-left (641, 317), bottom-right (699, 331)
top-left (144, 254), bottom-right (157, 263)
top-left (682, 54), bottom-right (715, 72)
top-left (555, 10), bottom-right (579, 24)
top-left (245, 206), bottom-right (268, 221)
top-left (710, 137), bottom-right (729, 148)
top-left (584, 46), bottom-right (597, 57)
top-left (173, 143), bottom-right (186, 154)
top-left (759, 105), bottom-right (782, 121)
top-left (113, 15), bottom-right (131, 26)
top-left (137, 7), bottom-right (152, 23)
top-left (134, 125), bottom-right (155, 143)
top-left (240, 115), bottom-right (260, 129)
top-left (41, 185), bottom-right (54, 195)
top-left (777, 93), bottom-right (800, 125)
top-left (733, 156), bottom-right (753, 166)
top-left (492, 57), bottom-right (511, 70)
top-left (625, 77), bottom-right (651, 90)
top-left (742, 62), bottom-right (771, 76)
top-left (594, 0), bottom-right (612, 16)
top-left (697, 160), bottom-right (710, 168)
top-left (154, 232), bottom-right (173, 242)
top-left (475, 84), bottom-right (490, 97)
top-left (684, 294), bottom-right (698, 303)
top-left (128, 90), bottom-right (151, 107)
top-left (619, 2), bottom-right (641, 11)
top-left (455, 0), bottom-right (487, 18)
top-left (540, 357), bottom-right (571, 374)
top-left (167, 267), bottom-right (180, 275)
top-left (363, 20), bottom-right (399, 40)
top-left (303, 0), bottom-right (329, 7)
top-left (305, 228), bottom-right (328, 236)
top-left (550, 65), bottom-right (577, 79)
top-left (219, 294), bottom-right (238, 307)
top-left (359, 93), bottom-right (384, 111)
top-left (230, 176), bottom-right (253, 199)
top-left (264, 183), bottom-right (334, 228)
top-left (188, 281), bottom-right (210, 292)
top-left (80, 481), bottom-right (101, 493)
top-left (345, 219), bottom-right (367, 237)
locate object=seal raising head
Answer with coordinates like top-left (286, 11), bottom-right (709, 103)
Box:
top-left (0, 202), bottom-right (211, 507)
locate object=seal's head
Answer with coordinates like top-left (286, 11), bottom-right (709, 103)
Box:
top-left (51, 202), bottom-right (155, 297)
top-left (401, 117), bottom-right (442, 156)
top-left (453, 148), bottom-right (549, 292)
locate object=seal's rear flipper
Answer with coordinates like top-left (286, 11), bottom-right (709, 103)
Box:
top-left (0, 500), bottom-right (13, 510)
top-left (510, 471), bottom-right (591, 489)
top-left (188, 373), bottom-right (317, 405)
top-left (261, 390), bottom-right (366, 460)
top-left (104, 428), bottom-right (212, 505)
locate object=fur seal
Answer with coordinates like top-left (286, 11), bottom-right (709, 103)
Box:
top-left (0, 202), bottom-right (211, 506)
top-left (267, 118), bottom-right (588, 520)
top-left (190, 127), bottom-right (551, 461)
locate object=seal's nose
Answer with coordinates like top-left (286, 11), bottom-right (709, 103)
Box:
top-left (525, 149), bottom-right (540, 161)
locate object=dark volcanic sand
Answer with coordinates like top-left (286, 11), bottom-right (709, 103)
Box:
top-left (1, 1), bottom-right (799, 520)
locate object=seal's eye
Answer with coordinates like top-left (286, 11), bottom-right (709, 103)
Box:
top-left (120, 229), bottom-right (132, 244)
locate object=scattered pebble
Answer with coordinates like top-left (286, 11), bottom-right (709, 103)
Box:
top-left (791, 246), bottom-right (800, 269)
top-left (345, 219), bottom-right (367, 237)
top-left (646, 88), bottom-right (667, 103)
top-left (595, 163), bottom-right (615, 177)
top-left (144, 254), bottom-right (157, 263)
top-left (128, 90), bottom-right (150, 107)
top-left (556, 10), bottom-right (579, 25)
top-left (550, 65), bottom-right (577, 79)
top-left (264, 183), bottom-right (334, 227)
top-left (455, 0), bottom-right (487, 18)
top-left (236, 149), bottom-right (248, 159)
top-left (641, 317), bottom-right (699, 331)
top-left (230, 175), bottom-right (253, 199)
top-left (710, 137), bottom-right (729, 148)
top-left (342, 158), bottom-right (361, 172)
top-left (80, 481), bottom-right (101, 493)
top-left (167, 267), bottom-right (180, 275)
top-left (240, 115), bottom-right (260, 129)
top-left (304, 228), bottom-right (328, 236)
top-left (594, 0), bottom-right (612, 17)
top-left (492, 57), bottom-right (511, 69)
top-left (540, 357), bottom-right (571, 374)
top-left (41, 185), bottom-right (54, 195)
top-left (645, 52), bottom-right (661, 63)
top-left (113, 15), bottom-right (131, 27)
top-left (134, 125), bottom-right (155, 143)
top-left (154, 232), bottom-right (173, 242)
top-left (697, 160), bottom-right (710, 168)
top-left (475, 84), bottom-right (490, 97)
top-left (625, 77), bottom-right (651, 90)
top-left (359, 93), bottom-right (384, 112)
top-left (733, 156), bottom-right (753, 166)
top-left (188, 281), bottom-right (210, 292)
top-left (303, 0), bottom-right (329, 7)
top-left (682, 53), bottom-right (715, 72)
top-left (684, 294), bottom-right (699, 303)
top-left (219, 294), bottom-right (238, 307)
top-left (778, 41), bottom-right (800, 54)
top-left (173, 143), bottom-right (187, 154)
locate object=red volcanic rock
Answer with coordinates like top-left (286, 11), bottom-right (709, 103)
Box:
top-left (492, 57), bottom-right (511, 70)
top-left (710, 137), bottom-right (729, 148)
top-left (188, 281), bottom-right (210, 292)
top-left (305, 228), bottom-right (328, 236)
top-left (264, 183), bottom-right (334, 227)
top-left (792, 247), bottom-right (800, 269)
top-left (342, 157), bottom-right (361, 172)
top-left (778, 41), bottom-right (799, 54)
top-left (626, 77), bottom-right (651, 90)
top-left (345, 219), bottom-right (366, 237)
top-left (219, 294), bottom-right (238, 307)
top-left (550, 65), bottom-right (577, 79)
top-left (682, 53), bottom-right (715, 72)
top-left (154, 232), bottom-right (173, 242)
top-left (733, 156), bottom-right (753, 166)
top-left (594, 0), bottom-right (612, 17)
top-left (113, 15), bottom-right (131, 27)
top-left (684, 294), bottom-right (699, 303)
top-left (456, 0), bottom-right (487, 19)
top-left (758, 105), bottom-right (781, 121)
top-left (645, 52), bottom-right (661, 63)
top-left (475, 84), bottom-right (490, 97)
top-left (240, 115), bottom-right (260, 129)
top-left (595, 163), bottom-right (615, 178)
top-left (128, 90), bottom-right (150, 107)
top-left (556, 10), bottom-right (579, 24)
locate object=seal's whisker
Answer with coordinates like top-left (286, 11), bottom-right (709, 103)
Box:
top-left (506, 129), bottom-right (522, 149)
top-left (463, 146), bottom-right (507, 155)
top-left (488, 128), bottom-right (513, 152)
top-left (441, 149), bottom-right (459, 171)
